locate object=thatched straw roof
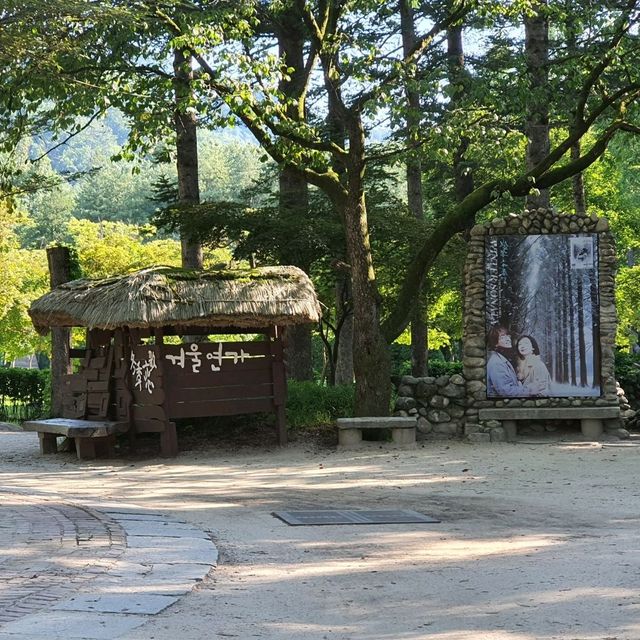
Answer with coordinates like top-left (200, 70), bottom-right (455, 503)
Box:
top-left (29, 266), bottom-right (322, 334)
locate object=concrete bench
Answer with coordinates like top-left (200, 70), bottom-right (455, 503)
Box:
top-left (336, 417), bottom-right (417, 448)
top-left (478, 406), bottom-right (620, 440)
top-left (23, 418), bottom-right (129, 460)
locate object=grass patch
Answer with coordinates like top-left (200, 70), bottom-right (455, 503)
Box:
top-left (286, 381), bottom-right (355, 429)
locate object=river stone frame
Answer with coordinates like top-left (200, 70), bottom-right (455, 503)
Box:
top-left (462, 208), bottom-right (620, 441)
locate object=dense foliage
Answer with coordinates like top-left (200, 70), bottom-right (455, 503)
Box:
top-left (615, 351), bottom-right (640, 410)
top-left (0, 367), bottom-right (49, 421)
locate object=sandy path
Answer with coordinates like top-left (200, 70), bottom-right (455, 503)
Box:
top-left (1, 430), bottom-right (639, 640)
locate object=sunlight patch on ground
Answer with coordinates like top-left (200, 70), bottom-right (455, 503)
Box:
top-left (214, 534), bottom-right (564, 587)
top-left (418, 633), bottom-right (547, 640)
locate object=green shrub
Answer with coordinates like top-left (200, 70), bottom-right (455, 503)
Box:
top-left (389, 343), bottom-right (462, 378)
top-left (427, 360), bottom-right (464, 377)
top-left (286, 381), bottom-right (355, 428)
top-left (615, 351), bottom-right (640, 409)
top-left (390, 343), bottom-right (412, 377)
top-left (0, 368), bottom-right (50, 422)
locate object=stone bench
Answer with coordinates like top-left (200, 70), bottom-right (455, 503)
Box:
top-left (23, 418), bottom-right (129, 460)
top-left (478, 406), bottom-right (620, 440)
top-left (336, 417), bottom-right (417, 448)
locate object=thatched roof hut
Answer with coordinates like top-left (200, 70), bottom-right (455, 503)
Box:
top-left (29, 265), bottom-right (322, 334)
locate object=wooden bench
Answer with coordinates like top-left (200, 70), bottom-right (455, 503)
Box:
top-left (23, 418), bottom-right (129, 460)
top-left (336, 417), bottom-right (417, 448)
top-left (478, 406), bottom-right (620, 440)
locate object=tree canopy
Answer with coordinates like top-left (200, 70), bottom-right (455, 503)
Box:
top-left (1, 0), bottom-right (640, 413)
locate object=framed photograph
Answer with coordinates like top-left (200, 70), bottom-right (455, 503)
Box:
top-left (570, 237), bottom-right (594, 269)
top-left (485, 234), bottom-right (601, 398)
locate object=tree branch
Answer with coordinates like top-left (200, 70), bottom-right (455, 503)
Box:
top-left (294, 0), bottom-right (330, 49)
top-left (31, 110), bottom-right (105, 162)
top-left (575, 0), bottom-right (638, 124)
top-left (349, 0), bottom-right (471, 113)
top-left (60, 63), bottom-right (173, 80)
top-left (523, 84), bottom-right (640, 181)
top-left (381, 118), bottom-right (637, 342)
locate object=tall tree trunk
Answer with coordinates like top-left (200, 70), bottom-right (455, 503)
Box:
top-left (46, 246), bottom-right (72, 416)
top-left (285, 324), bottom-right (313, 382)
top-left (571, 143), bottom-right (587, 215)
top-left (566, 12), bottom-right (587, 218)
top-left (280, 167), bottom-right (312, 381)
top-left (343, 192), bottom-right (391, 415)
top-left (334, 275), bottom-right (354, 384)
top-left (447, 20), bottom-right (475, 377)
top-left (400, 0), bottom-right (427, 377)
top-left (173, 48), bottom-right (202, 269)
top-left (448, 23), bottom-right (474, 204)
top-left (326, 50), bottom-right (354, 385)
top-left (342, 119), bottom-right (391, 415)
top-left (524, 1), bottom-right (551, 210)
top-left (277, 11), bottom-right (313, 381)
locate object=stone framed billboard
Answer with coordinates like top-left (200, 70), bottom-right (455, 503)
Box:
top-left (462, 208), bottom-right (620, 437)
top-left (485, 233), bottom-right (601, 398)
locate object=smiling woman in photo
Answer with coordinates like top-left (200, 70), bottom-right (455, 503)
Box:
top-left (515, 335), bottom-right (552, 396)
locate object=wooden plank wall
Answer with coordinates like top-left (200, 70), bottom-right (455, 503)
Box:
top-left (62, 328), bottom-right (289, 453)
top-left (160, 340), bottom-right (279, 419)
top-left (62, 329), bottom-right (114, 421)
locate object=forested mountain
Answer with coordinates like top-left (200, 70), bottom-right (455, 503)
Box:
top-left (16, 109), bottom-right (265, 246)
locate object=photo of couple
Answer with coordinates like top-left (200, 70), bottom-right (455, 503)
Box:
top-left (485, 233), bottom-right (601, 399)
top-left (486, 325), bottom-right (551, 397)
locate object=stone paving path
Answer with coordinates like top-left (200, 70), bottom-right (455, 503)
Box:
top-left (0, 490), bottom-right (218, 639)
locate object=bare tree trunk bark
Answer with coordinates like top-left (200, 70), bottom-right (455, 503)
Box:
top-left (342, 117), bottom-right (391, 415)
top-left (276, 15), bottom-right (314, 381)
top-left (571, 143), bottom-right (587, 215)
top-left (173, 48), bottom-right (203, 269)
top-left (400, 0), bottom-right (427, 377)
top-left (334, 275), bottom-right (354, 385)
top-left (565, 12), bottom-right (587, 218)
top-left (46, 246), bottom-right (72, 417)
top-left (524, 1), bottom-right (551, 210)
top-left (326, 49), bottom-right (354, 385)
top-left (279, 168), bottom-right (312, 381)
top-left (447, 20), bottom-right (475, 377)
top-left (448, 23), bottom-right (474, 204)
top-left (332, 284), bottom-right (354, 384)
top-left (344, 191), bottom-right (391, 414)
top-left (285, 324), bottom-right (313, 381)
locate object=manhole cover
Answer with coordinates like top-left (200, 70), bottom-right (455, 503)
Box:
top-left (272, 509), bottom-right (440, 526)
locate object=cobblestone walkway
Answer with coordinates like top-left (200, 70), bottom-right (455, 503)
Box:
top-left (0, 491), bottom-right (218, 639)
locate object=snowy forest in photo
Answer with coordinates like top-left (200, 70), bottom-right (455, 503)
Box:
top-left (485, 234), bottom-right (601, 398)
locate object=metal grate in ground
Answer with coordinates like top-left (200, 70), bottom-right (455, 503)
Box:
top-left (272, 509), bottom-right (440, 526)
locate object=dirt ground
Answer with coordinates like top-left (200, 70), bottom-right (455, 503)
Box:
top-left (1, 424), bottom-right (640, 640)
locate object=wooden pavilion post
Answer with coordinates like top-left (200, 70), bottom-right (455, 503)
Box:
top-left (269, 325), bottom-right (288, 446)
top-left (154, 327), bottom-right (178, 457)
